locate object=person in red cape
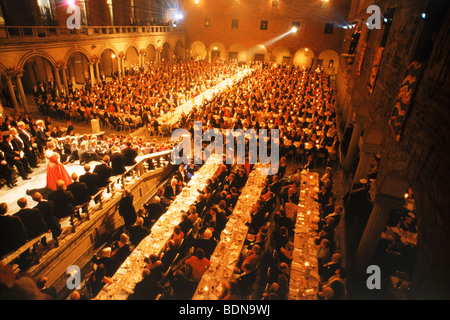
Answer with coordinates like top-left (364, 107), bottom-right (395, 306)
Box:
top-left (45, 140), bottom-right (72, 191)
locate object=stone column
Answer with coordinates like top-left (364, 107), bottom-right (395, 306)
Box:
top-left (15, 75), bottom-right (29, 113)
top-left (355, 193), bottom-right (405, 275)
top-left (62, 67), bottom-right (69, 95)
top-left (89, 63), bottom-right (96, 86)
top-left (95, 63), bottom-right (101, 84)
top-left (352, 143), bottom-right (382, 185)
top-left (54, 68), bottom-right (63, 98)
top-left (343, 115), bottom-right (365, 172)
top-left (6, 76), bottom-right (19, 114)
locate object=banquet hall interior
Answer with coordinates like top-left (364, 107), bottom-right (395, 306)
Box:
top-left (0, 0), bottom-right (449, 301)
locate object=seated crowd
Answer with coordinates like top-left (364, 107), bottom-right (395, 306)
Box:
top-left (0, 60), bottom-right (344, 300)
top-left (33, 59), bottom-right (252, 135)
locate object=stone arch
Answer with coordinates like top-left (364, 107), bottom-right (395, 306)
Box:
top-left (271, 46), bottom-right (291, 65)
top-left (145, 43), bottom-right (157, 64)
top-left (66, 50), bottom-right (91, 85)
top-left (174, 41), bottom-right (184, 60)
top-left (190, 40), bottom-right (207, 59)
top-left (161, 42), bottom-right (171, 63)
top-left (20, 53), bottom-right (57, 92)
top-left (319, 49), bottom-right (340, 75)
top-left (209, 42), bottom-right (226, 62)
top-left (249, 44), bottom-right (267, 61)
top-left (124, 45), bottom-right (140, 68)
top-left (63, 47), bottom-right (92, 62)
top-left (99, 48), bottom-right (119, 78)
top-left (293, 48), bottom-right (315, 68)
top-left (229, 43), bottom-right (246, 61)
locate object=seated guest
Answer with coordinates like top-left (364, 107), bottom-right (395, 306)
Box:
top-left (14, 197), bottom-right (48, 241)
top-left (128, 268), bottom-right (163, 300)
top-left (1, 134), bottom-right (31, 181)
top-left (185, 248), bottom-right (211, 282)
top-left (128, 217), bottom-right (151, 246)
top-left (191, 229), bottom-right (217, 259)
top-left (78, 140), bottom-right (100, 165)
top-left (111, 233), bottom-right (132, 269)
top-left (319, 253), bottom-right (342, 282)
top-left (0, 202), bottom-right (28, 257)
top-left (144, 196), bottom-right (165, 225)
top-left (239, 244), bottom-right (261, 272)
top-left (0, 149), bottom-right (16, 188)
top-left (164, 178), bottom-right (181, 201)
top-left (47, 179), bottom-right (75, 220)
top-left (170, 225), bottom-right (184, 247)
top-left (144, 254), bottom-right (164, 282)
top-left (178, 212), bottom-right (193, 235)
top-left (160, 240), bottom-right (178, 271)
top-left (92, 247), bottom-right (116, 278)
top-left (235, 262), bottom-right (257, 298)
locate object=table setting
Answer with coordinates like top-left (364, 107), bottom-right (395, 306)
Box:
top-left (288, 171), bottom-right (321, 300)
top-left (192, 164), bottom-right (268, 300)
top-left (95, 154), bottom-right (222, 300)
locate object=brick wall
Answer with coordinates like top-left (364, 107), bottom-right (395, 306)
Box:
top-left (338, 0), bottom-right (450, 298)
top-left (181, 0), bottom-right (351, 61)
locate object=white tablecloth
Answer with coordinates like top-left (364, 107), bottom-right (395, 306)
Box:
top-left (192, 164), bottom-right (268, 300)
top-left (95, 154), bottom-right (222, 300)
top-left (288, 171), bottom-right (321, 300)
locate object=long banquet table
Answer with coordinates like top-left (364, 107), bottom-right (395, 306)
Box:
top-left (288, 171), bottom-right (321, 300)
top-left (95, 154), bottom-right (222, 300)
top-left (157, 67), bottom-right (255, 128)
top-left (192, 163), bottom-right (268, 300)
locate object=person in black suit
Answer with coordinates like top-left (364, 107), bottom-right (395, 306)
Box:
top-left (0, 202), bottom-right (28, 257)
top-left (14, 197), bottom-right (48, 241)
top-left (78, 141), bottom-right (100, 165)
top-left (0, 149), bottom-right (16, 188)
top-left (128, 268), bottom-right (163, 300)
top-left (67, 172), bottom-right (90, 215)
top-left (79, 164), bottom-right (100, 197)
top-left (35, 120), bottom-right (50, 154)
top-left (66, 120), bottom-right (75, 136)
top-left (119, 189), bottom-right (137, 230)
top-left (47, 179), bottom-right (75, 220)
top-left (110, 147), bottom-right (126, 176)
top-left (122, 141), bottom-right (138, 166)
top-left (175, 164), bottom-right (189, 185)
top-left (164, 178), bottom-right (180, 201)
top-left (236, 262), bottom-right (257, 298)
top-left (128, 217), bottom-right (151, 246)
top-left (144, 196), bottom-right (165, 225)
top-left (1, 134), bottom-right (32, 180)
top-left (15, 124), bottom-right (39, 168)
top-left (32, 192), bottom-right (61, 246)
top-left (93, 155), bottom-right (112, 188)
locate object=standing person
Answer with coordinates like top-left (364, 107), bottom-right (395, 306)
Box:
top-left (45, 140), bottom-right (72, 190)
top-left (93, 155), bottom-right (112, 188)
top-left (32, 192), bottom-right (61, 246)
top-left (119, 189), bottom-right (137, 230)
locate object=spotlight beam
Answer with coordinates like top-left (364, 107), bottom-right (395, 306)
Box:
top-left (263, 29), bottom-right (297, 47)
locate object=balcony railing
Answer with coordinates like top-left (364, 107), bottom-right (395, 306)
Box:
top-left (0, 25), bottom-right (185, 41)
